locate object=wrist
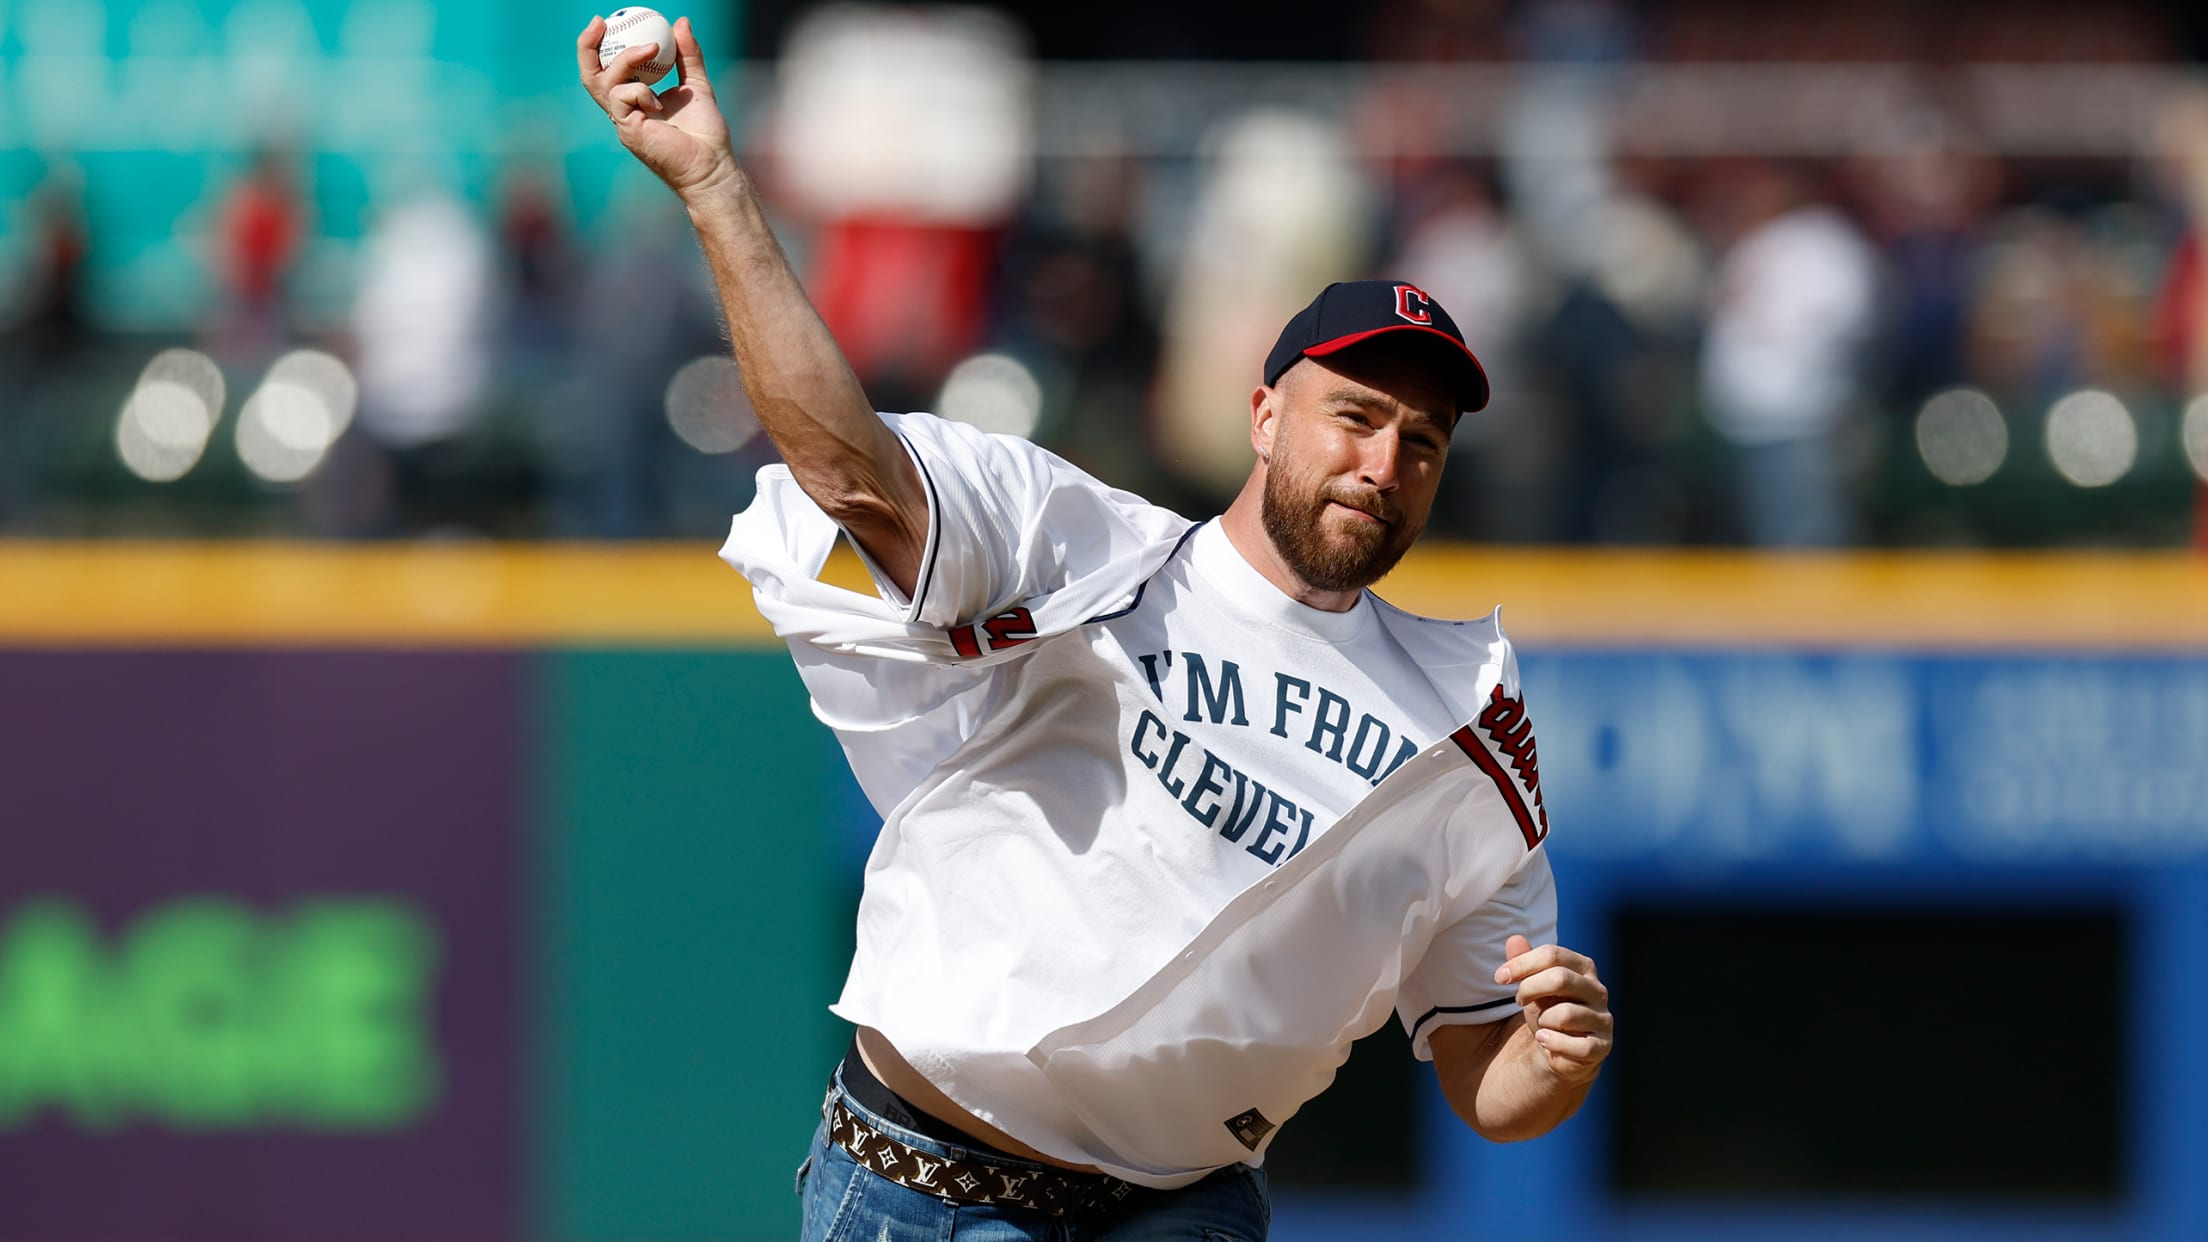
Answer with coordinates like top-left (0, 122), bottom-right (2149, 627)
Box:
top-left (678, 160), bottom-right (751, 216)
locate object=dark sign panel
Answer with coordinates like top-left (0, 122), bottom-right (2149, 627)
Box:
top-left (0, 651), bottom-right (526, 1241)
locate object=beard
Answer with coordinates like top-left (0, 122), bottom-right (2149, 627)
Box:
top-left (1259, 468), bottom-right (1424, 596)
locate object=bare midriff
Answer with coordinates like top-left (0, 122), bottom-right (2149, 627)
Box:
top-left (853, 1026), bottom-right (1105, 1174)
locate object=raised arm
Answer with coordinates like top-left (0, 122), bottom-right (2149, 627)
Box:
top-left (577, 15), bottom-right (928, 595)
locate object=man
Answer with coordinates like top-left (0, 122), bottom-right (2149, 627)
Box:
top-left (579, 19), bottom-right (1613, 1240)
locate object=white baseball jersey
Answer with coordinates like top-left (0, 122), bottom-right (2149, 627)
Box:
top-left (721, 411), bottom-right (1557, 1188)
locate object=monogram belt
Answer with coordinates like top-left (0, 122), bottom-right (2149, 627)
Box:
top-left (826, 1093), bottom-right (1140, 1216)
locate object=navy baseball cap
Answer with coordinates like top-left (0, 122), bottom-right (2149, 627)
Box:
top-left (1264, 280), bottom-right (1490, 414)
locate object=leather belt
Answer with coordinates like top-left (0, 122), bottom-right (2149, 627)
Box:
top-left (826, 1093), bottom-right (1140, 1216)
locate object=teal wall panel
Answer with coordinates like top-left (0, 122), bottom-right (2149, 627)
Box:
top-left (538, 648), bottom-right (845, 1242)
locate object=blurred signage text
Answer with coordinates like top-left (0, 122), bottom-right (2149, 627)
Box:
top-left (0, 896), bottom-right (440, 1133)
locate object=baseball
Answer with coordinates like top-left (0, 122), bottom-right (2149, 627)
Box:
top-left (599, 7), bottom-right (676, 86)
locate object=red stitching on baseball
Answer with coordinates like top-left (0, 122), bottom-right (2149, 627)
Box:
top-left (604, 10), bottom-right (674, 74)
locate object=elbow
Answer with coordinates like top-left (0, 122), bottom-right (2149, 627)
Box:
top-left (1441, 1075), bottom-right (1589, 1145)
top-left (794, 446), bottom-right (922, 538)
top-left (1447, 1096), bottom-right (1522, 1143)
top-left (810, 474), bottom-right (925, 554)
top-left (1465, 1115), bottom-right (1551, 1144)
top-left (1441, 1089), bottom-right (1532, 1144)
top-left (810, 477), bottom-right (897, 529)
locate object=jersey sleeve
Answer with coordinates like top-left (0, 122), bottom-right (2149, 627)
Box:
top-left (1395, 848), bottom-right (1558, 1061)
top-left (859, 411), bottom-right (1176, 629)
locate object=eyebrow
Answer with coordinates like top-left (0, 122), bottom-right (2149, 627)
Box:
top-left (1322, 388), bottom-right (1453, 435)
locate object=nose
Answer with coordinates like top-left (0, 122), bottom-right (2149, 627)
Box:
top-left (1359, 427), bottom-right (1403, 492)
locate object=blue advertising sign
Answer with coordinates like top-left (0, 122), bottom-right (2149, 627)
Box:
top-left (1523, 652), bottom-right (2208, 865)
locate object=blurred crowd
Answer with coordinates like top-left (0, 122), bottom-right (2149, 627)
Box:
top-left (3, 0), bottom-right (2207, 547)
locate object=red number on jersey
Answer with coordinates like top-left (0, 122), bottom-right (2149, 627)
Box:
top-left (947, 606), bottom-right (1038, 660)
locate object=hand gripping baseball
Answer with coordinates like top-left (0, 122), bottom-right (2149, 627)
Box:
top-left (1494, 934), bottom-right (1614, 1084)
top-left (576, 14), bottom-right (738, 199)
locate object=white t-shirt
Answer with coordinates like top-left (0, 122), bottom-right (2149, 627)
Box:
top-left (720, 411), bottom-right (1557, 1186)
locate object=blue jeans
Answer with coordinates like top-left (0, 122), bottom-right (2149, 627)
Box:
top-left (797, 1074), bottom-right (1271, 1241)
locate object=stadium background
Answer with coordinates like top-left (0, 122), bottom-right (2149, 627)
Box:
top-left (4, 0), bottom-right (2207, 1239)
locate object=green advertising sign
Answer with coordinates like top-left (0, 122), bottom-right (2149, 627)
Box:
top-left (0, 896), bottom-right (440, 1131)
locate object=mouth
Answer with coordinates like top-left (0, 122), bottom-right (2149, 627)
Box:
top-left (1327, 499), bottom-right (1387, 526)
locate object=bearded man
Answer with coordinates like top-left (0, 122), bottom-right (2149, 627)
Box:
top-left (581, 17), bottom-right (1614, 1241)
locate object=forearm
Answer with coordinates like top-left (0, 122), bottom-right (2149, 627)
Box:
top-left (580, 15), bottom-right (925, 585)
top-left (1447, 1019), bottom-right (1597, 1143)
top-left (681, 174), bottom-right (926, 585)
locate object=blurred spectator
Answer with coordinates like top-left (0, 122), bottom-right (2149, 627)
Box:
top-left (2152, 88), bottom-right (2208, 545)
top-left (352, 179), bottom-right (494, 454)
top-left (344, 172), bottom-right (496, 532)
top-left (1699, 162), bottom-right (1878, 547)
top-left (1502, 53), bottom-right (1705, 542)
top-left (6, 0), bottom-right (2203, 548)
top-left (994, 151), bottom-right (1171, 503)
top-left (1389, 169), bottom-right (1533, 395)
top-left (551, 186), bottom-right (729, 538)
top-left (489, 160), bottom-right (592, 535)
top-left (498, 164), bottom-right (583, 360)
top-left (773, 4), bottom-right (1034, 411)
top-left (1379, 166), bottom-right (1548, 538)
top-left (1156, 109), bottom-right (1372, 503)
top-left (1964, 209), bottom-right (2093, 404)
top-left (1551, 171), bottom-right (1704, 544)
top-left (6, 177), bottom-right (90, 350)
top-left (210, 145), bottom-right (308, 361)
top-left (1850, 112), bottom-right (2002, 408)
top-left (0, 172), bottom-right (92, 526)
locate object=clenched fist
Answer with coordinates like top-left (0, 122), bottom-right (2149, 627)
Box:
top-left (1494, 933), bottom-right (1613, 1084)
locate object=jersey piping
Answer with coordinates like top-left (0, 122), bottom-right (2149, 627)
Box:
top-left (1083, 522), bottom-right (1205, 625)
top-left (1408, 996), bottom-right (1518, 1045)
top-left (905, 437), bottom-right (945, 622)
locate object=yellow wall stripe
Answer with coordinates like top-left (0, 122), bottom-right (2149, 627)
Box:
top-left (0, 542), bottom-right (2202, 649)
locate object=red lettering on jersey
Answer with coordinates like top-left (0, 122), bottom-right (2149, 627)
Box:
top-left (947, 624), bottom-right (983, 659)
top-left (982, 607), bottom-right (1037, 650)
top-left (1394, 283), bottom-right (1435, 325)
top-left (946, 606), bottom-right (1039, 660)
top-left (1451, 684), bottom-right (1549, 849)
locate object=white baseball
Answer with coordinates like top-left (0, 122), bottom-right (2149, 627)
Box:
top-left (599, 7), bottom-right (677, 87)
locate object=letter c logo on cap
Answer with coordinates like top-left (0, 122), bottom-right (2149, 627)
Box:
top-left (1394, 284), bottom-right (1434, 325)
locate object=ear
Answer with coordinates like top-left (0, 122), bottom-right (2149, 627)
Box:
top-left (1250, 385), bottom-right (1278, 463)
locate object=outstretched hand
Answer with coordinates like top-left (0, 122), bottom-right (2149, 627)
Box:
top-left (576, 14), bottom-right (739, 199)
top-left (1494, 933), bottom-right (1613, 1084)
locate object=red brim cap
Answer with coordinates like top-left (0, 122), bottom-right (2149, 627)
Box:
top-left (1264, 280), bottom-right (1492, 414)
top-left (1303, 325), bottom-right (1491, 415)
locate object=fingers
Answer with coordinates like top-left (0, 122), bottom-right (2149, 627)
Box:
top-left (1513, 964), bottom-right (1608, 1010)
top-left (672, 16), bottom-right (711, 90)
top-left (1491, 939), bottom-right (1615, 1079)
top-left (1528, 1001), bottom-right (1613, 1040)
top-left (1495, 941), bottom-right (1597, 986)
top-left (1532, 1001), bottom-right (1613, 1062)
top-left (578, 24), bottom-right (665, 113)
top-left (1530, 1001), bottom-right (1612, 1076)
top-left (1533, 1028), bottom-right (1607, 1063)
top-left (604, 41), bottom-right (664, 86)
top-left (575, 16), bottom-right (606, 84)
top-left (609, 81), bottom-right (665, 119)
